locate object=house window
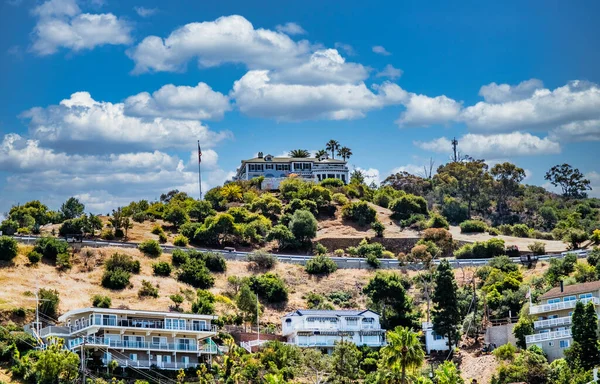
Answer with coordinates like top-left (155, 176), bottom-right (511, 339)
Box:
top-left (266, 164), bottom-right (273, 169)
top-left (432, 332), bottom-right (444, 340)
top-left (192, 320), bottom-right (207, 331)
top-left (130, 354), bottom-right (137, 361)
top-left (548, 298), bottom-right (560, 304)
top-left (182, 356), bottom-right (190, 365)
top-left (579, 293), bottom-right (593, 299)
top-left (563, 296), bottom-right (576, 302)
top-left (346, 317), bottom-right (358, 326)
top-left (548, 341), bottom-right (554, 347)
top-left (560, 340), bottom-right (570, 349)
top-left (165, 318), bottom-right (186, 330)
top-left (178, 338), bottom-right (192, 351)
top-left (152, 336), bottom-right (167, 346)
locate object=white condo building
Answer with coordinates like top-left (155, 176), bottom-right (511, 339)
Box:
top-left (282, 309), bottom-right (386, 352)
top-left (34, 307), bottom-right (218, 370)
top-left (234, 152), bottom-right (349, 189)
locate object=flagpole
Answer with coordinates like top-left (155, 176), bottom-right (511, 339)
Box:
top-left (197, 140), bottom-right (202, 200)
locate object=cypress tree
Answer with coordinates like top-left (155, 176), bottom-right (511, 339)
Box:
top-left (432, 259), bottom-right (462, 349)
top-left (569, 301), bottom-right (600, 370)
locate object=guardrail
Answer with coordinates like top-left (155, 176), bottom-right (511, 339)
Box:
top-left (12, 235), bottom-right (586, 271)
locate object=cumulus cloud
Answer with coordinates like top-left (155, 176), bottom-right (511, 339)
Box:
top-left (372, 45), bottom-right (391, 56)
top-left (231, 70), bottom-right (408, 121)
top-left (390, 164), bottom-right (428, 176)
top-left (334, 42), bottom-right (355, 56)
top-left (478, 79), bottom-right (544, 103)
top-left (397, 94), bottom-right (462, 127)
top-left (134, 6), bottom-right (157, 17)
top-left (124, 82), bottom-right (231, 120)
top-left (275, 22), bottom-right (306, 35)
top-left (587, 171), bottom-right (600, 198)
top-left (415, 132), bottom-right (561, 159)
top-left (549, 119), bottom-right (600, 142)
top-left (356, 167), bottom-right (380, 186)
top-left (21, 91), bottom-right (231, 151)
top-left (127, 15), bottom-right (312, 73)
top-left (31, 0), bottom-right (132, 55)
top-left (376, 64), bottom-right (402, 80)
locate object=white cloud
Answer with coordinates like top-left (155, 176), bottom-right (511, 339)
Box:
top-left (462, 80), bottom-right (600, 131)
top-left (355, 167), bottom-right (380, 186)
top-left (478, 79), bottom-right (544, 103)
top-left (231, 70), bottom-right (408, 121)
top-left (128, 15), bottom-right (312, 73)
top-left (415, 132), bottom-right (561, 159)
top-left (587, 171), bottom-right (600, 198)
top-left (549, 119), bottom-right (600, 142)
top-left (275, 22), bottom-right (306, 35)
top-left (31, 0), bottom-right (132, 55)
top-left (124, 82), bottom-right (231, 120)
top-left (390, 164), bottom-right (427, 176)
top-left (21, 91), bottom-right (231, 151)
top-left (376, 64), bottom-right (402, 80)
top-left (134, 6), bottom-right (157, 17)
top-left (334, 42), bottom-right (355, 56)
top-left (372, 45), bottom-right (391, 56)
top-left (397, 94), bottom-right (462, 127)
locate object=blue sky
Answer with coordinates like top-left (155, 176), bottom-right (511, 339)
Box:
top-left (0, 0), bottom-right (598, 214)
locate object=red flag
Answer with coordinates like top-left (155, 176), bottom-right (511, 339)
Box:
top-left (198, 141), bottom-right (202, 164)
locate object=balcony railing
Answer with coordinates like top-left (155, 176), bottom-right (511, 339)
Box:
top-left (39, 326), bottom-right (70, 337)
top-left (288, 324), bottom-right (382, 332)
top-left (534, 316), bottom-right (572, 329)
top-left (525, 329), bottom-right (572, 344)
top-left (68, 336), bottom-right (218, 353)
top-left (529, 297), bottom-right (599, 315)
top-left (101, 358), bottom-right (198, 371)
top-left (69, 317), bottom-right (217, 334)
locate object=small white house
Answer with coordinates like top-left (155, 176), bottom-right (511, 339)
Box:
top-left (282, 310), bottom-right (386, 352)
top-left (422, 321), bottom-right (449, 354)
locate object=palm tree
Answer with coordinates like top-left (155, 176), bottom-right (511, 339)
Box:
top-left (289, 149), bottom-right (310, 158)
top-left (326, 140), bottom-right (340, 159)
top-left (337, 146), bottom-right (353, 161)
top-left (315, 149), bottom-right (328, 159)
top-left (381, 326), bottom-right (425, 384)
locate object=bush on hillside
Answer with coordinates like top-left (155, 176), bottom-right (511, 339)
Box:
top-left (371, 221), bottom-right (385, 237)
top-left (511, 224), bottom-right (531, 238)
top-left (332, 193), bottom-right (349, 206)
top-left (0, 220), bottom-right (19, 236)
top-left (388, 194), bottom-right (428, 220)
top-left (366, 254), bottom-right (381, 269)
top-left (192, 290), bottom-right (216, 315)
top-left (0, 236), bottom-right (19, 261)
top-left (56, 253), bottom-right (72, 270)
top-left (102, 268), bottom-right (131, 290)
top-left (498, 224), bottom-right (513, 236)
top-left (441, 197), bottom-right (469, 224)
top-left (138, 240), bottom-right (162, 257)
top-left (314, 243), bottom-right (328, 255)
top-left (591, 229), bottom-right (600, 245)
top-left (427, 213), bottom-right (449, 229)
top-left (247, 251), bottom-right (277, 270)
top-left (152, 261), bottom-right (173, 276)
top-left (92, 295), bottom-right (111, 308)
top-left (422, 228), bottom-right (454, 255)
top-left (39, 288), bottom-right (60, 318)
top-left (563, 228), bottom-right (589, 249)
top-left (528, 241), bottom-right (546, 256)
top-left (455, 238), bottom-right (506, 259)
top-left (177, 259), bottom-right (215, 289)
top-left (266, 224), bottom-right (297, 250)
top-left (173, 235), bottom-right (189, 247)
top-left (305, 255), bottom-right (338, 275)
top-left (151, 224), bottom-right (164, 235)
top-left (171, 249), bottom-right (190, 266)
top-left (459, 220), bottom-right (487, 233)
top-left (342, 201), bottom-right (377, 226)
top-left (27, 250), bottom-right (42, 264)
top-left (334, 249), bottom-right (345, 257)
top-left (179, 222), bottom-right (202, 240)
top-left (505, 245), bottom-right (520, 258)
top-left (198, 252), bottom-right (227, 273)
top-left (288, 209), bottom-right (318, 242)
top-left (320, 178), bottom-right (344, 188)
top-left (488, 227), bottom-right (500, 236)
top-left (105, 253), bottom-right (140, 273)
top-left (138, 280), bottom-right (159, 298)
top-left (399, 214), bottom-right (427, 230)
top-left (33, 237), bottom-right (69, 263)
top-left (158, 232), bottom-right (168, 244)
top-left (249, 273), bottom-right (288, 304)
top-left (101, 229), bottom-right (115, 240)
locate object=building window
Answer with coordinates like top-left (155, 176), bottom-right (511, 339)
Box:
top-left (560, 340), bottom-right (570, 349)
top-left (563, 296), bottom-right (576, 302)
top-left (266, 164), bottom-right (273, 169)
top-left (182, 356), bottom-right (190, 365)
top-left (579, 293), bottom-right (593, 299)
top-left (548, 341), bottom-right (554, 347)
top-left (548, 298), bottom-right (560, 304)
top-left (432, 332), bottom-right (444, 340)
top-left (165, 318), bottom-right (186, 330)
top-left (346, 317), bottom-right (358, 326)
top-left (129, 353), bottom-right (137, 361)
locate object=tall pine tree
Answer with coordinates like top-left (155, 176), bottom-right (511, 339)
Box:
top-left (432, 259), bottom-right (462, 349)
top-left (569, 301), bottom-right (600, 370)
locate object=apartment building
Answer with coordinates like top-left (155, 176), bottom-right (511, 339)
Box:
top-left (234, 152), bottom-right (349, 189)
top-left (37, 307), bottom-right (218, 370)
top-left (525, 280), bottom-right (600, 361)
top-left (281, 309), bottom-right (386, 352)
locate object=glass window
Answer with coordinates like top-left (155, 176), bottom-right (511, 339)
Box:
top-left (165, 318), bottom-right (186, 330)
top-left (548, 298), bottom-right (560, 304)
top-left (130, 353), bottom-right (137, 361)
top-left (563, 296), bottom-right (576, 302)
top-left (560, 340), bottom-right (570, 349)
top-left (579, 293), bottom-right (593, 299)
top-left (548, 341), bottom-right (554, 347)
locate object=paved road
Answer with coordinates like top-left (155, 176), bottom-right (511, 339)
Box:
top-left (12, 235), bottom-right (587, 270)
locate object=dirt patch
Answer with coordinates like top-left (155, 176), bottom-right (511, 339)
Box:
top-left (459, 351), bottom-right (498, 383)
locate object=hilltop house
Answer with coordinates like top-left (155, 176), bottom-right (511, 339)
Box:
top-left (525, 280), bottom-right (600, 361)
top-left (234, 152), bottom-right (349, 189)
top-left (281, 309), bottom-right (386, 352)
top-left (422, 321), bottom-right (449, 354)
top-left (34, 307), bottom-right (218, 370)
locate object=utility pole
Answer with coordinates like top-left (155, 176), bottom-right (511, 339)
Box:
top-left (81, 339), bottom-right (86, 384)
top-left (256, 293), bottom-right (260, 343)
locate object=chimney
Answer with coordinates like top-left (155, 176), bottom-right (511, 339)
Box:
top-left (258, 152), bottom-right (263, 158)
top-left (560, 280), bottom-right (564, 293)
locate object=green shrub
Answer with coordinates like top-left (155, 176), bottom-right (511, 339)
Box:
top-left (132, 211), bottom-right (147, 223)
top-left (102, 268), bottom-right (131, 290)
top-left (488, 227), bottom-right (500, 236)
top-left (591, 229), bottom-right (600, 245)
top-left (532, 230), bottom-right (554, 240)
top-left (563, 228), bottom-right (589, 249)
top-left (314, 242), bottom-right (328, 255)
top-left (455, 238), bottom-right (506, 259)
top-left (27, 250), bottom-right (42, 264)
top-left (399, 214), bottom-right (427, 229)
top-left (170, 294), bottom-right (184, 309)
top-left (158, 232), bottom-right (168, 244)
top-left (588, 247), bottom-right (600, 267)
top-left (493, 343), bottom-right (517, 361)
top-left (249, 273), bottom-right (288, 303)
top-left (173, 235), bottom-right (189, 247)
top-left (92, 295), bottom-right (111, 308)
top-left (320, 178), bottom-right (344, 188)
top-left (305, 255), bottom-right (338, 275)
top-left (152, 261), bottom-right (173, 276)
top-left (511, 224), bottom-right (530, 238)
top-left (288, 209), bottom-right (318, 242)
top-left (105, 253), bottom-right (140, 273)
top-left (114, 228), bottom-right (125, 238)
top-left (342, 201), bottom-right (377, 226)
top-left (0, 236), bottom-right (19, 261)
top-left (247, 250), bottom-right (277, 270)
top-left (498, 224), bottom-right (513, 236)
top-left (388, 194), bottom-right (428, 220)
top-left (332, 193), bottom-right (349, 206)
top-left (198, 252), bottom-right (227, 273)
top-left (33, 237), bottom-right (69, 263)
top-left (151, 224), bottom-right (164, 235)
top-left (177, 259), bottom-right (215, 289)
top-left (441, 197), bottom-right (468, 224)
top-left (528, 241), bottom-right (546, 256)
top-left (138, 280), bottom-right (159, 298)
top-left (506, 245), bottom-right (520, 258)
top-left (17, 227), bottom-right (31, 235)
top-left (427, 213), bottom-right (449, 229)
top-left (334, 249), bottom-right (345, 257)
top-left (138, 240), bottom-right (162, 257)
top-left (39, 288), bottom-right (60, 318)
top-left (100, 229), bottom-right (115, 240)
top-left (0, 220), bottom-right (19, 236)
top-left (366, 254), bottom-right (381, 269)
top-left (371, 221), bottom-right (385, 237)
top-left (192, 290), bottom-right (215, 314)
top-left (459, 220), bottom-right (487, 233)
top-left (171, 249), bottom-right (190, 266)
top-left (56, 253), bottom-right (72, 270)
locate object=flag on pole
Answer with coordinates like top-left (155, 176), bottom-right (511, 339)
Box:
top-left (198, 141), bottom-right (202, 163)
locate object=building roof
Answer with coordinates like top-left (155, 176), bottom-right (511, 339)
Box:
top-left (58, 307), bottom-right (218, 322)
top-left (539, 280), bottom-right (600, 301)
top-left (282, 309), bottom-right (377, 318)
top-left (241, 156), bottom-right (346, 164)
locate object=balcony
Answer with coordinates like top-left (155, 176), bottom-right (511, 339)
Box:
top-left (534, 316), bottom-right (572, 329)
top-left (525, 329), bottom-right (572, 344)
top-left (529, 297), bottom-right (600, 315)
top-left (101, 358), bottom-right (199, 371)
top-left (70, 317), bottom-right (217, 334)
top-left (39, 326), bottom-right (70, 337)
top-left (68, 336), bottom-right (218, 354)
